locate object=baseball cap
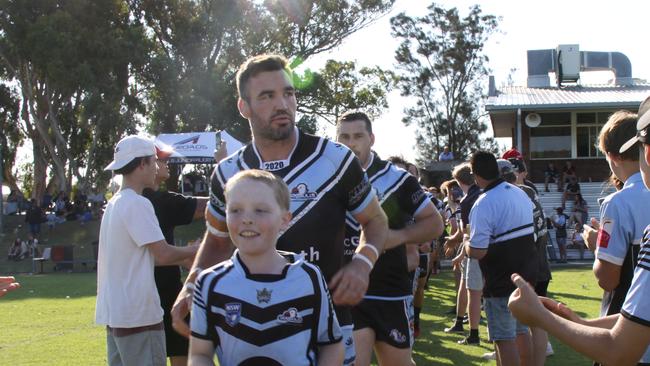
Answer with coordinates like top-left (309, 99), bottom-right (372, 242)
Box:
top-left (104, 135), bottom-right (156, 171)
top-left (619, 95), bottom-right (650, 153)
top-left (496, 159), bottom-right (514, 176)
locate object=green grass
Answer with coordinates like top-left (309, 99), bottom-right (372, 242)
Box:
top-left (0, 266), bottom-right (602, 365)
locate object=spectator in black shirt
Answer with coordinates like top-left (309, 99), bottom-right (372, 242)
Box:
top-left (561, 177), bottom-right (581, 209)
top-left (544, 163), bottom-right (560, 192)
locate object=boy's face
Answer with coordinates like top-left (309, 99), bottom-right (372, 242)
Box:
top-left (225, 178), bottom-right (290, 257)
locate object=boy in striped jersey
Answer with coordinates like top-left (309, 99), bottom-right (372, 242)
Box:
top-left (189, 170), bottom-right (343, 366)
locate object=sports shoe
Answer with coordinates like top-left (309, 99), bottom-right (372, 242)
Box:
top-left (443, 324), bottom-right (464, 333)
top-left (458, 335), bottom-right (480, 345)
top-left (546, 342), bottom-right (554, 356)
top-left (482, 351), bottom-right (496, 360)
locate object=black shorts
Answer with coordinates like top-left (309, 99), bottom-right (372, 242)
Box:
top-left (534, 280), bottom-right (550, 297)
top-left (159, 284), bottom-right (189, 357)
top-left (352, 297), bottom-right (414, 349)
top-left (418, 253), bottom-right (429, 278)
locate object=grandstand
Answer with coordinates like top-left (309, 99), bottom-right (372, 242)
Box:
top-left (536, 181), bottom-right (615, 262)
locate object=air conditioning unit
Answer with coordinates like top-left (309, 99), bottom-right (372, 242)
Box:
top-left (557, 44), bottom-right (580, 83)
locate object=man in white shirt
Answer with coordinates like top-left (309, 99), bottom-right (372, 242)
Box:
top-left (95, 135), bottom-right (198, 366)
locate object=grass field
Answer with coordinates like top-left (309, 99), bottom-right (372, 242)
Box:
top-left (0, 266), bottom-right (602, 365)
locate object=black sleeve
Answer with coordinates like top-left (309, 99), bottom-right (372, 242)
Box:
top-left (160, 191), bottom-right (197, 227)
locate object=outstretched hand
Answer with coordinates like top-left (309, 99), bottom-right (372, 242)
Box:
top-left (582, 217), bottom-right (599, 252)
top-left (540, 297), bottom-right (582, 323)
top-left (0, 276), bottom-right (20, 298)
top-left (508, 273), bottom-right (546, 327)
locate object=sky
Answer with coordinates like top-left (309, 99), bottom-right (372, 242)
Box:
top-left (303, 0), bottom-right (650, 163)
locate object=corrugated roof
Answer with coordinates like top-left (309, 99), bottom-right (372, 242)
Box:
top-left (486, 84), bottom-right (650, 111)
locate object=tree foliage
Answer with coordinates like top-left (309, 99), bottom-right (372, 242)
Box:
top-left (390, 2), bottom-right (500, 164)
top-left (0, 0), bottom-right (394, 197)
top-left (295, 59), bottom-right (394, 127)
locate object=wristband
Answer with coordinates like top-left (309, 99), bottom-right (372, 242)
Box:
top-left (359, 243), bottom-right (379, 259)
top-left (184, 282), bottom-right (196, 292)
top-left (353, 253), bottom-right (374, 270)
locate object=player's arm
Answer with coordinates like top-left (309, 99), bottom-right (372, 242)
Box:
top-left (329, 197), bottom-right (387, 306)
top-left (509, 274), bottom-right (650, 365)
top-left (193, 197), bottom-right (209, 220)
top-left (147, 240), bottom-right (198, 266)
top-left (318, 341), bottom-right (344, 366)
top-left (384, 202), bottom-right (443, 250)
top-left (188, 337), bottom-right (216, 366)
top-left (592, 202), bottom-right (625, 291)
top-left (172, 231), bottom-right (233, 338)
top-left (593, 259), bottom-right (622, 291)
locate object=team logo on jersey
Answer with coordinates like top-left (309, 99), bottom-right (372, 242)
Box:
top-left (389, 329), bottom-right (406, 343)
top-left (597, 218), bottom-right (614, 249)
top-left (225, 302), bottom-right (242, 327)
top-left (277, 307), bottom-right (303, 324)
top-left (256, 288), bottom-right (272, 304)
top-left (290, 183), bottom-right (317, 200)
top-left (411, 190), bottom-right (425, 205)
top-left (210, 193), bottom-right (225, 210)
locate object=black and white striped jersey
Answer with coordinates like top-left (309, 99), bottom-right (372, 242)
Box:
top-left (191, 250), bottom-right (342, 366)
top-left (345, 152), bottom-right (430, 298)
top-left (207, 128), bottom-right (374, 284)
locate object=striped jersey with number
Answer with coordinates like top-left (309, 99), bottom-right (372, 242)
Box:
top-left (191, 251), bottom-right (341, 366)
top-left (207, 128), bottom-right (374, 284)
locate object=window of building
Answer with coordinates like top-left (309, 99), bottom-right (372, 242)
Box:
top-left (576, 112), bottom-right (606, 158)
top-left (529, 112), bottom-right (571, 159)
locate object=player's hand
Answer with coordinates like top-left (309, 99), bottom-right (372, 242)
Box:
top-left (451, 253), bottom-right (464, 272)
top-left (582, 217), bottom-right (599, 252)
top-left (443, 240), bottom-right (456, 257)
top-left (539, 297), bottom-right (582, 324)
top-left (0, 276), bottom-right (20, 298)
top-left (508, 273), bottom-right (546, 327)
top-left (328, 259), bottom-right (370, 306)
top-left (171, 286), bottom-right (193, 338)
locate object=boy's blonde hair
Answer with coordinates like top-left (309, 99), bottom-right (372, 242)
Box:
top-left (598, 110), bottom-right (639, 161)
top-left (224, 170), bottom-right (290, 211)
top-left (452, 162), bottom-right (474, 186)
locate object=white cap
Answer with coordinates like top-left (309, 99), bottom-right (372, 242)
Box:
top-left (104, 135), bottom-right (156, 171)
top-left (620, 95), bottom-right (650, 153)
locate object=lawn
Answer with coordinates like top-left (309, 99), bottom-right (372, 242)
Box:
top-left (0, 266), bottom-right (602, 365)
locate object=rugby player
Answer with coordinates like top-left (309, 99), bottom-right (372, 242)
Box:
top-left (171, 55), bottom-right (388, 366)
top-left (336, 111), bottom-right (443, 366)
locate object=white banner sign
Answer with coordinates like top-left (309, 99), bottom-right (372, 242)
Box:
top-left (156, 131), bottom-right (244, 164)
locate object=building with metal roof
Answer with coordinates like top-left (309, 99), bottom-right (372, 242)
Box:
top-left (485, 45), bottom-right (650, 182)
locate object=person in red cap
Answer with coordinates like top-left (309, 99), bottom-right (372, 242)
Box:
top-left (142, 143), bottom-right (208, 366)
top-left (502, 146), bottom-right (523, 160)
